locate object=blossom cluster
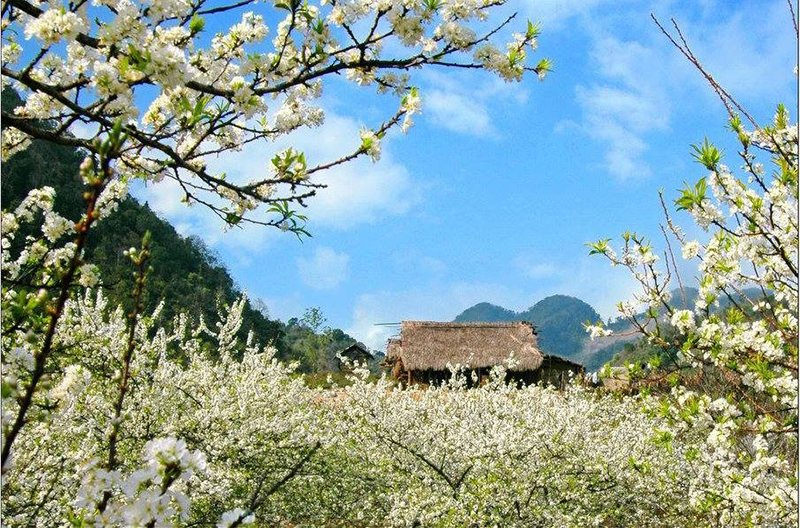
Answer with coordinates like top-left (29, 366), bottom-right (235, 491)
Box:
top-left (2, 0), bottom-right (550, 232)
top-left (585, 106), bottom-right (798, 525)
top-left (3, 287), bottom-right (707, 527)
top-left (2, 213), bottom-right (793, 527)
top-left (2, 176), bottom-right (795, 526)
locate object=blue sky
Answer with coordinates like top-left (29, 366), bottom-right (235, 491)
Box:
top-left (134, 0), bottom-right (797, 351)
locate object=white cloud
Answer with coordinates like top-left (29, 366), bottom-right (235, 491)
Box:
top-left (419, 70), bottom-right (529, 138)
top-left (69, 121), bottom-right (100, 139)
top-left (132, 177), bottom-right (279, 253)
top-left (579, 117), bottom-right (652, 179)
top-left (674, 1), bottom-right (796, 104)
top-left (425, 90), bottom-right (495, 137)
top-left (134, 108), bottom-right (420, 254)
top-left (346, 281), bottom-right (534, 351)
top-left (513, 256), bottom-right (558, 279)
top-left (211, 111), bottom-right (419, 230)
top-left (251, 292), bottom-right (306, 323)
top-left (136, 177), bottom-right (185, 217)
top-left (569, 36), bottom-right (671, 180)
top-left (577, 85), bottom-right (666, 132)
top-left (521, 0), bottom-right (620, 29)
top-left (305, 150), bottom-right (418, 230)
top-left (392, 250), bottom-right (448, 275)
top-left (542, 259), bottom-right (641, 321)
top-left (297, 246), bottom-right (350, 290)
top-left (559, 2), bottom-right (795, 181)
top-left (512, 250), bottom-right (642, 319)
top-left (345, 252), bottom-right (645, 351)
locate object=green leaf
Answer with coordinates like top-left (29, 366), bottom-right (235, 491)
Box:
top-left (653, 429), bottom-right (674, 452)
top-left (727, 114), bottom-right (750, 147)
top-left (189, 14), bottom-right (205, 34)
top-left (775, 103), bottom-right (788, 129)
top-left (690, 138), bottom-right (722, 170)
top-left (675, 178), bottom-right (707, 211)
top-left (586, 238), bottom-right (611, 256)
top-left (534, 58), bottom-right (553, 79)
top-left (526, 20), bottom-right (541, 40)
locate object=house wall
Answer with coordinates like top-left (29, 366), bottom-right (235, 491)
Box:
top-left (387, 359), bottom-right (583, 389)
top-left (407, 368), bottom-right (561, 388)
top-left (531, 361), bottom-right (583, 389)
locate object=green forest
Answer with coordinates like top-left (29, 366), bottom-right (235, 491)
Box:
top-left (1, 89), bottom-right (365, 375)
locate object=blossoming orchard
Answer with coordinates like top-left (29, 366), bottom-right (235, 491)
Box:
top-left (0, 0), bottom-right (797, 525)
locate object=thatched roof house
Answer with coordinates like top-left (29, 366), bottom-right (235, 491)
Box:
top-left (387, 321), bottom-right (543, 373)
top-left (383, 321), bottom-right (583, 387)
top-left (335, 342), bottom-right (372, 371)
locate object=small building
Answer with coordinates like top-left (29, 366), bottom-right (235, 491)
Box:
top-left (383, 321), bottom-right (583, 388)
top-left (537, 354), bottom-right (585, 388)
top-left (335, 342), bottom-right (373, 371)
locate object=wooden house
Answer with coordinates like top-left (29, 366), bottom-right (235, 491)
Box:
top-left (536, 354), bottom-right (585, 388)
top-left (383, 321), bottom-right (583, 388)
top-left (335, 342), bottom-right (372, 371)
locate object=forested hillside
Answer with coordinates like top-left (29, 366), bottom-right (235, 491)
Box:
top-left (454, 286), bottom-right (772, 371)
top-left (518, 295), bottom-right (602, 361)
top-left (1, 90), bottom-right (359, 370)
top-left (454, 294), bottom-right (622, 370)
top-left (453, 302), bottom-right (518, 322)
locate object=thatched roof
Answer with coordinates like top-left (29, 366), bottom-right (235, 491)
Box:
top-left (386, 338), bottom-right (402, 359)
top-left (389, 321), bottom-right (543, 372)
top-left (340, 342), bottom-right (372, 360)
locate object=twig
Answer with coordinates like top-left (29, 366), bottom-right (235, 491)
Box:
top-left (1, 145), bottom-right (119, 471)
top-left (650, 14), bottom-right (758, 128)
top-left (98, 231), bottom-right (151, 513)
top-left (788, 0), bottom-right (799, 37)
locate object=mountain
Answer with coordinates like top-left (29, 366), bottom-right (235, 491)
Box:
top-left (454, 285), bottom-right (772, 372)
top-left (2, 89), bottom-right (282, 355)
top-left (601, 286), bottom-right (770, 369)
top-left (453, 295), bottom-right (627, 371)
top-left (519, 295), bottom-right (601, 361)
top-left (454, 302), bottom-right (518, 323)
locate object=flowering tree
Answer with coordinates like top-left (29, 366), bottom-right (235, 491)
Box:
top-left (586, 17), bottom-right (798, 527)
top-left (2, 0), bottom-right (550, 229)
top-left (3, 287), bottom-right (703, 526)
top-left (4, 0), bottom-right (795, 525)
top-left (1, 0), bottom-right (554, 524)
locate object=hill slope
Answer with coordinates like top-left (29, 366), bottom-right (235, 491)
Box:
top-left (1, 93), bottom-right (282, 355)
top-left (454, 285), bottom-right (770, 371)
top-left (454, 302), bottom-right (518, 323)
top-left (1, 89), bottom-right (360, 369)
top-left (454, 295), bottom-right (628, 371)
top-left (519, 295), bottom-right (601, 361)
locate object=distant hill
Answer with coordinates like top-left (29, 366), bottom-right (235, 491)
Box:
top-left (455, 295), bottom-right (636, 371)
top-left (454, 302), bottom-right (518, 323)
top-left (454, 286), bottom-right (770, 372)
top-left (2, 89), bottom-right (285, 356)
top-left (602, 286), bottom-right (770, 369)
top-left (453, 295), bottom-right (615, 370)
top-left (518, 295), bottom-right (601, 361)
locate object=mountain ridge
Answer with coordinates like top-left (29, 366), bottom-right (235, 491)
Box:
top-left (454, 295), bottom-right (632, 371)
top-left (453, 286), bottom-right (766, 371)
